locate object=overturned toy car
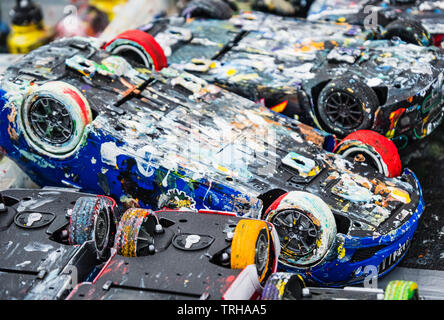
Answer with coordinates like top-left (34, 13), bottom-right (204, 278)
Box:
top-left (67, 207), bottom-right (280, 300)
top-left (0, 187), bottom-right (118, 300)
top-left (0, 36), bottom-right (424, 286)
top-left (0, 185), bottom-right (277, 300)
top-left (261, 272), bottom-right (420, 300)
top-left (308, 0), bottom-right (444, 48)
top-left (105, 8), bottom-right (444, 147)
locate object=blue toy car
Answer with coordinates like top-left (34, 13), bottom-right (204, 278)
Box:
top-left (0, 36), bottom-right (424, 286)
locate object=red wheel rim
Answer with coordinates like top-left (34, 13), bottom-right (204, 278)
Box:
top-left (104, 29), bottom-right (168, 71)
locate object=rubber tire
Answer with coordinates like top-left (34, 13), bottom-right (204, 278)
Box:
top-left (20, 81), bottom-right (92, 158)
top-left (261, 272), bottom-right (304, 300)
top-left (104, 29), bottom-right (168, 71)
top-left (93, 200), bottom-right (115, 261)
top-left (181, 0), bottom-right (233, 20)
top-left (334, 129), bottom-right (402, 177)
top-left (384, 19), bottom-right (432, 46)
top-left (317, 77), bottom-right (379, 137)
top-left (384, 280), bottom-right (419, 300)
top-left (69, 197), bottom-right (102, 245)
top-left (264, 191), bottom-right (337, 268)
top-left (114, 208), bottom-right (150, 257)
top-left (231, 219), bottom-right (271, 283)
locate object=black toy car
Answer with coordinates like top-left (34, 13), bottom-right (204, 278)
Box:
top-left (105, 8), bottom-right (444, 148)
top-left (67, 207), bottom-right (280, 300)
top-left (0, 186), bottom-right (118, 300)
top-left (308, 0), bottom-right (444, 48)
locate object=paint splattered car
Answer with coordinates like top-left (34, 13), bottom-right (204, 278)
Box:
top-left (0, 36), bottom-right (425, 286)
top-left (105, 9), bottom-right (444, 148)
top-left (261, 272), bottom-right (420, 300)
top-left (308, 0), bottom-right (444, 48)
top-left (179, 0), bottom-right (314, 18)
top-left (0, 187), bottom-right (118, 300)
top-left (67, 208), bottom-right (279, 300)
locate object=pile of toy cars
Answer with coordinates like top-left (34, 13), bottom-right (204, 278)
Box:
top-left (1, 0), bottom-right (444, 300)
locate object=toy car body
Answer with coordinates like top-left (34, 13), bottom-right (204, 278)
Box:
top-left (308, 0), bottom-right (444, 48)
top-left (0, 37), bottom-right (425, 286)
top-left (0, 187), bottom-right (118, 300)
top-left (118, 10), bottom-right (444, 147)
top-left (67, 208), bottom-right (280, 300)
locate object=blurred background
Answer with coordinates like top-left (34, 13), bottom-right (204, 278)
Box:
top-left (1, 0), bottom-right (70, 26)
top-left (0, 0), bottom-right (178, 54)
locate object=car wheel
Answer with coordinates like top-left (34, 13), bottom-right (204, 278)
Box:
top-left (181, 0), bottom-right (233, 20)
top-left (93, 201), bottom-right (116, 261)
top-left (20, 81), bottom-right (92, 158)
top-left (334, 130), bottom-right (402, 177)
top-left (104, 29), bottom-right (168, 71)
top-left (384, 280), bottom-right (419, 300)
top-left (384, 19), bottom-right (432, 46)
top-left (261, 272), bottom-right (304, 300)
top-left (264, 191), bottom-right (336, 268)
top-left (317, 77), bottom-right (379, 137)
top-left (230, 219), bottom-right (272, 283)
top-left (115, 208), bottom-right (155, 257)
top-left (69, 197), bottom-right (110, 246)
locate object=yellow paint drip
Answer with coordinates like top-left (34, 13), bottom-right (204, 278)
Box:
top-left (337, 243), bottom-right (346, 259)
top-left (308, 166), bottom-right (321, 177)
top-left (278, 280), bottom-right (286, 297)
top-left (388, 187), bottom-right (411, 204)
top-left (217, 165), bottom-right (228, 173)
top-left (386, 129), bottom-right (395, 140)
top-left (227, 69), bottom-right (237, 77)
